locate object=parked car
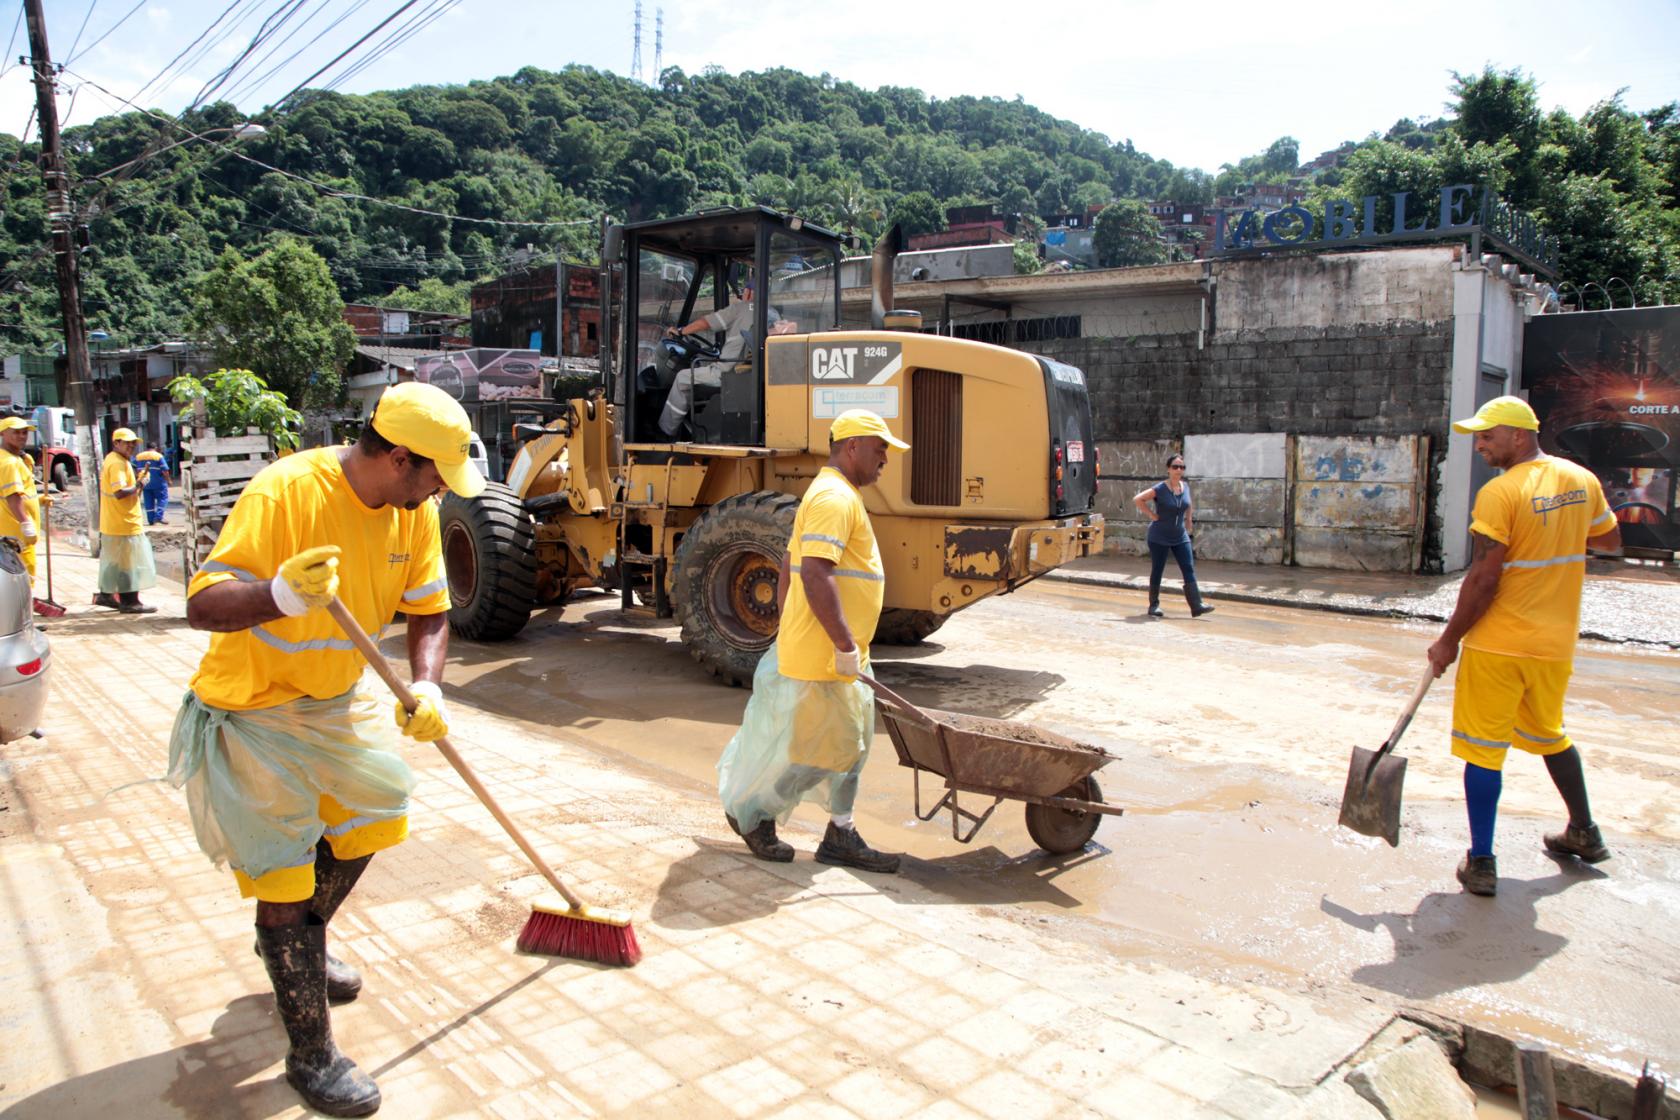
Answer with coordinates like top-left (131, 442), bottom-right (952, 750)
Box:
top-left (0, 542), bottom-right (50, 742)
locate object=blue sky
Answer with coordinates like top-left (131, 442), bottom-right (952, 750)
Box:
top-left (4, 0), bottom-right (1679, 175)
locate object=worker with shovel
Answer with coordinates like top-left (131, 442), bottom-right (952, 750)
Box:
top-left (1426, 396), bottom-right (1622, 897)
top-left (166, 382), bottom-right (484, 1117)
top-left (716, 409), bottom-right (908, 873)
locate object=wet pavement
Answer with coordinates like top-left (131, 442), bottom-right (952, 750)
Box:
top-left (4, 543), bottom-right (1677, 1117)
top-left (1048, 553), bottom-right (1680, 648)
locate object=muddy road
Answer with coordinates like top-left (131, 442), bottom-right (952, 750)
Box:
top-left (422, 580), bottom-right (1680, 1075)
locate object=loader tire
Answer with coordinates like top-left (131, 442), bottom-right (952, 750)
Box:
top-left (672, 490), bottom-right (800, 687)
top-left (872, 608), bottom-right (947, 645)
top-left (440, 481), bottom-right (539, 641)
top-left (51, 460), bottom-right (70, 492)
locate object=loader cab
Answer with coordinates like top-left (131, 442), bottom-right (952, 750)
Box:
top-left (618, 207), bottom-right (845, 446)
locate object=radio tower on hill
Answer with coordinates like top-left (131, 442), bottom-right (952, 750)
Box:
top-left (654, 8), bottom-right (663, 82)
top-left (631, 0), bottom-right (643, 83)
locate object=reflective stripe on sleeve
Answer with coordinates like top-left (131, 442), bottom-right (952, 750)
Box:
top-left (402, 578), bottom-right (447, 602)
top-left (203, 560), bottom-right (262, 582)
top-left (1502, 554), bottom-right (1586, 571)
top-left (785, 562), bottom-right (882, 582)
top-left (1590, 510), bottom-right (1615, 527)
top-left (800, 533), bottom-right (846, 549)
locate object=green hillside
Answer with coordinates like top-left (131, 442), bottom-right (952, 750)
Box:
top-left (1, 64), bottom-right (1675, 355)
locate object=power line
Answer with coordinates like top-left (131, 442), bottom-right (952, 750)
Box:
top-left (64, 0), bottom-right (145, 64)
top-left (221, 0), bottom-right (371, 106)
top-left (63, 0), bottom-right (98, 61)
top-left (128, 0), bottom-right (257, 107)
top-left (0, 2), bottom-right (24, 80)
top-left (263, 0), bottom-right (426, 110)
top-left (319, 0), bottom-right (458, 95)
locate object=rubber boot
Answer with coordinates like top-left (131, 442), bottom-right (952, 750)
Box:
top-left (1185, 582), bottom-right (1214, 618)
top-left (1146, 593), bottom-right (1163, 618)
top-left (254, 841), bottom-right (368, 1002)
top-left (256, 919), bottom-right (382, 1117)
top-left (117, 591), bottom-right (157, 614)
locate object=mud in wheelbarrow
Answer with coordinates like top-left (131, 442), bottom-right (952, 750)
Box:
top-left (877, 699), bottom-right (1121, 854)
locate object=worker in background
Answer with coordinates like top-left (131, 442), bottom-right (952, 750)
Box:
top-left (167, 382), bottom-right (482, 1117)
top-left (1427, 396), bottom-right (1623, 897)
top-left (137, 444), bottom-right (170, 524)
top-left (93, 427), bottom-right (158, 614)
top-left (0, 416), bottom-right (45, 592)
top-left (716, 409), bottom-right (907, 873)
top-left (659, 272), bottom-right (797, 439)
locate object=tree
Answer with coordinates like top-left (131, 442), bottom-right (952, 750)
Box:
top-left (168, 368), bottom-right (304, 449)
top-left (888, 190), bottom-right (944, 237)
top-left (1092, 200), bottom-right (1169, 267)
top-left (188, 240), bottom-right (357, 408)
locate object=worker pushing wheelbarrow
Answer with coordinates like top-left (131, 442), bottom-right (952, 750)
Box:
top-left (862, 675), bottom-right (1122, 854)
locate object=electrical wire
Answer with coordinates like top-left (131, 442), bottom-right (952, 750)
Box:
top-left (261, 0), bottom-right (426, 110)
top-left (128, 0), bottom-right (258, 107)
top-left (221, 0), bottom-right (372, 106)
top-left (65, 0), bottom-right (152, 66)
top-left (0, 2), bottom-right (24, 81)
top-left (319, 0), bottom-right (459, 94)
top-left (186, 0), bottom-right (313, 112)
top-left (64, 0), bottom-right (100, 62)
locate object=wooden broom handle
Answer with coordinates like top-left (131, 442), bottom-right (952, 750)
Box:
top-left (326, 597), bottom-right (584, 911)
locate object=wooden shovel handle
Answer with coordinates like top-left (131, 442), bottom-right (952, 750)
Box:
top-left (325, 597), bottom-right (584, 911)
top-left (1378, 667), bottom-right (1435, 758)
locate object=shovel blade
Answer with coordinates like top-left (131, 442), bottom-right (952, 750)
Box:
top-left (1338, 745), bottom-right (1407, 848)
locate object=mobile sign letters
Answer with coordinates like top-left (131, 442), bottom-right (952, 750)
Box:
top-left (1213, 184), bottom-right (1559, 277)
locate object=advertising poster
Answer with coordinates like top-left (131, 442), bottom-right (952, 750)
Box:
top-left (414, 348), bottom-right (544, 403)
top-left (1522, 307), bottom-right (1680, 550)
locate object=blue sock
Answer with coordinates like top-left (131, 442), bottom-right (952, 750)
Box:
top-left (1464, 763), bottom-right (1502, 857)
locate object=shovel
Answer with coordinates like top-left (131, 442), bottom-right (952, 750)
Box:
top-left (1337, 666), bottom-right (1433, 848)
top-left (33, 498), bottom-right (66, 618)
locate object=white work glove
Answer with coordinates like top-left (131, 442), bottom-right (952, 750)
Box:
top-left (396, 680), bottom-right (450, 742)
top-left (270, 545), bottom-right (341, 617)
top-left (19, 518), bottom-right (36, 540)
top-left (832, 645), bottom-right (861, 679)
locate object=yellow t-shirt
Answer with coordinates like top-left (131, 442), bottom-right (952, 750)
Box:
top-left (1463, 455), bottom-right (1614, 662)
top-left (778, 467), bottom-right (885, 682)
top-left (0, 449), bottom-right (38, 542)
top-left (100, 451), bottom-right (145, 536)
top-left (187, 447), bottom-right (451, 711)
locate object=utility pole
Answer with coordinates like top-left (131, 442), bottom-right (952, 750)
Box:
top-left (24, 0), bottom-right (102, 545)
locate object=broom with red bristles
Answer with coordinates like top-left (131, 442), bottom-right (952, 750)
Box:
top-left (327, 597), bottom-right (641, 966)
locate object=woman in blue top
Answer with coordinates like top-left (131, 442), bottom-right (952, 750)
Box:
top-left (1133, 453), bottom-right (1214, 619)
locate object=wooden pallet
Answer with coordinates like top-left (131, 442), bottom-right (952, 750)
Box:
top-left (183, 428), bottom-right (274, 569)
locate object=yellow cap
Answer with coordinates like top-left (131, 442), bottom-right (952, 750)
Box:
top-left (0, 417), bottom-right (35, 432)
top-left (370, 382), bottom-right (485, 498)
top-left (1452, 395), bottom-right (1539, 434)
top-left (829, 409), bottom-right (909, 451)
top-left (111, 427), bottom-right (139, 443)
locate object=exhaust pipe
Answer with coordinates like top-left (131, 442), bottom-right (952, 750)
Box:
top-left (870, 223), bottom-right (904, 331)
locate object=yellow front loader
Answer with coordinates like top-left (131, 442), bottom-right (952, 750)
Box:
top-left (438, 208), bottom-right (1104, 684)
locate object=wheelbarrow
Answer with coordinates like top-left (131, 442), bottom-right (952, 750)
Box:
top-left (862, 675), bottom-right (1122, 854)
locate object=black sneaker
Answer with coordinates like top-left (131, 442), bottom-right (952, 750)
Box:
top-left (736, 817), bottom-right (793, 862)
top-left (91, 592), bottom-right (121, 610)
top-left (1456, 851), bottom-right (1497, 896)
top-left (1543, 822), bottom-right (1611, 864)
top-left (816, 822), bottom-right (901, 874)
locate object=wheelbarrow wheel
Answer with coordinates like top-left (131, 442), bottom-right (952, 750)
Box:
top-left (1025, 777), bottom-right (1103, 854)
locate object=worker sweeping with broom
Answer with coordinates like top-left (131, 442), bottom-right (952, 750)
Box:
top-left (167, 383), bottom-right (481, 1117)
top-left (0, 416), bottom-right (47, 606)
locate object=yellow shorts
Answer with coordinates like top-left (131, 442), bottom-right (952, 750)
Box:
top-left (233, 793), bottom-right (408, 902)
top-left (1449, 647), bottom-right (1574, 772)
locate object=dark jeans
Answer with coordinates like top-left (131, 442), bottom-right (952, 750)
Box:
top-left (1148, 539), bottom-right (1204, 608)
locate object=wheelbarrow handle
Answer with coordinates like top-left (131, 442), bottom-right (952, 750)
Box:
top-left (856, 673), bottom-right (937, 728)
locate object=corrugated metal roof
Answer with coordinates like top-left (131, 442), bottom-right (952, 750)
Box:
top-left (354, 344), bottom-right (450, 371)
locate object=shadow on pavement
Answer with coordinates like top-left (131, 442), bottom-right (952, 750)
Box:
top-left (650, 837), bottom-right (1092, 932)
top-left (1319, 865), bottom-right (1604, 1000)
top-left (0, 994), bottom-right (290, 1120)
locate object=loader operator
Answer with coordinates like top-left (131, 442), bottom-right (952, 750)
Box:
top-left (659, 273), bottom-right (796, 439)
top-left (0, 415), bottom-right (44, 583)
top-left (167, 382), bottom-right (484, 1118)
top-left (716, 409), bottom-right (906, 873)
top-left (1426, 396), bottom-right (1622, 898)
